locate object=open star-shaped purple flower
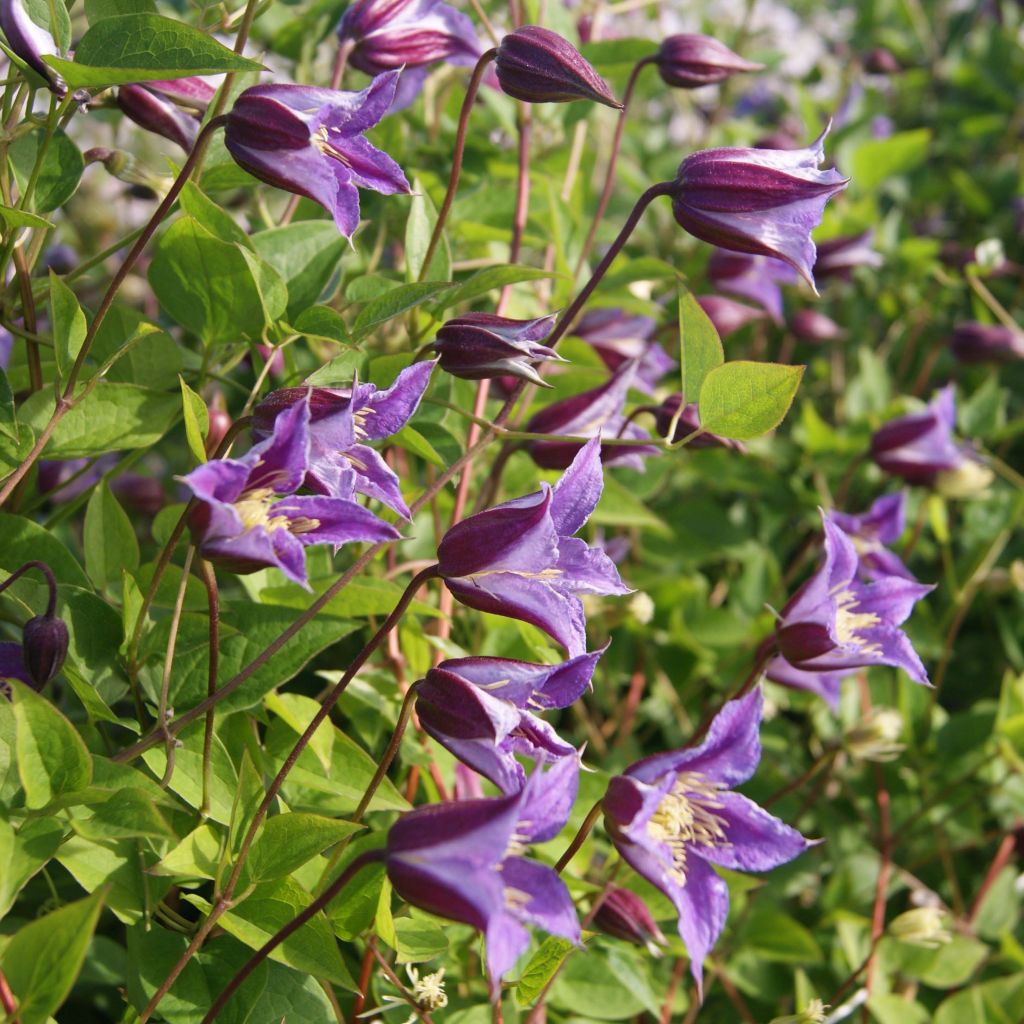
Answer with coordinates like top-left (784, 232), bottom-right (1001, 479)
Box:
top-left (417, 649), bottom-right (604, 793)
top-left (252, 361), bottom-right (434, 519)
top-left (831, 492), bottom-right (915, 581)
top-left (603, 688), bottom-right (810, 996)
top-left (438, 438), bottom-right (631, 656)
top-left (183, 396), bottom-right (399, 588)
top-left (773, 511), bottom-right (933, 683)
top-left (386, 756), bottom-right (581, 996)
top-left (224, 72), bottom-right (410, 238)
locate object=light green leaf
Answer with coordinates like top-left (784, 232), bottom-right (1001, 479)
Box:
top-left (85, 0), bottom-right (157, 25)
top-left (678, 290), bottom-right (723, 404)
top-left (516, 937), bottom-right (575, 1006)
top-left (405, 178), bottom-right (450, 283)
top-left (0, 817), bottom-right (65, 918)
top-left (180, 181), bottom-right (252, 248)
top-left (393, 424), bottom-right (445, 467)
top-left (292, 304), bottom-right (351, 345)
top-left (698, 361), bottom-right (804, 440)
top-left (152, 823), bottom-right (223, 881)
top-left (23, 0), bottom-right (71, 53)
top-left (432, 265), bottom-right (557, 313)
top-left (50, 271), bottom-right (88, 383)
top-left (71, 786), bottom-right (174, 840)
top-left (179, 375), bottom-right (209, 463)
top-left (850, 128), bottom-right (931, 192)
top-left (253, 222), bottom-right (348, 318)
top-left (0, 205), bottom-right (53, 231)
top-left (9, 128), bottom-right (83, 213)
top-left (242, 813), bottom-right (362, 885)
top-left (0, 513), bottom-right (89, 586)
top-left (84, 481), bottom-right (140, 589)
top-left (395, 914), bottom-right (449, 964)
top-left (351, 281), bottom-right (454, 340)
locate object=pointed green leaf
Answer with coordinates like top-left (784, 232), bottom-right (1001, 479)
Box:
top-left (678, 289), bottom-right (723, 404)
top-left (84, 481), bottom-right (140, 589)
top-left (179, 375), bottom-right (209, 463)
top-left (698, 361), bottom-right (804, 440)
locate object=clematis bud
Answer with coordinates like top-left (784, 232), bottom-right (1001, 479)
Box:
top-left (0, 0), bottom-right (67, 96)
top-left (671, 128), bottom-right (848, 286)
top-left (433, 312), bottom-right (562, 386)
top-left (117, 78), bottom-right (216, 152)
top-left (790, 308), bottom-right (845, 343)
top-left (813, 230), bottom-right (883, 280)
top-left (844, 707), bottom-right (905, 762)
top-left (655, 33), bottom-right (763, 89)
top-left (950, 322), bottom-right (1024, 364)
top-left (889, 907), bottom-right (951, 949)
top-left (863, 47), bottom-right (902, 74)
top-left (769, 999), bottom-right (829, 1024)
top-left (21, 613), bottom-right (69, 688)
top-left (653, 394), bottom-right (746, 452)
top-left (593, 887), bottom-right (667, 955)
top-left (696, 295), bottom-right (765, 337)
top-left (495, 26), bottom-right (621, 108)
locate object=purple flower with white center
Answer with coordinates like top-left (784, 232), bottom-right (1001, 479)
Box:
top-left (603, 688), bottom-right (811, 996)
top-left (764, 657), bottom-right (847, 711)
top-left (385, 756), bottom-right (581, 996)
top-left (437, 438), bottom-right (631, 657)
top-left (831, 493), bottom-right (915, 581)
top-left (671, 128), bottom-right (848, 287)
top-left (950, 322), bottom-right (1024, 364)
top-left (524, 361), bottom-right (659, 471)
top-left (655, 34), bottom-right (764, 89)
top-left (696, 295), bottom-right (766, 337)
top-left (653, 395), bottom-right (746, 452)
top-left (0, 0), bottom-right (66, 96)
top-left (773, 512), bottom-right (933, 684)
top-left (708, 250), bottom-right (799, 324)
top-left (813, 230), bottom-right (883, 281)
top-left (183, 396), bottom-right (399, 588)
top-left (790, 308), bottom-right (845, 343)
top-left (117, 77), bottom-right (216, 152)
top-left (251, 361), bottom-right (434, 519)
top-left (417, 648), bottom-right (604, 793)
top-left (571, 309), bottom-right (675, 394)
top-left (224, 73), bottom-right (411, 238)
top-left (433, 312), bottom-right (563, 387)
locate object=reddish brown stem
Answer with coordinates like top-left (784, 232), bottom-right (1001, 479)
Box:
top-left (968, 832), bottom-right (1017, 924)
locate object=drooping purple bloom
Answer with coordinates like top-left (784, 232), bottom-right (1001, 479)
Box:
top-left (653, 395), bottom-right (746, 452)
top-left (0, 0), bottom-right (66, 96)
top-left (433, 313), bottom-right (562, 387)
top-left (524, 361), bottom-right (659, 471)
top-left (671, 128), bottom-right (848, 286)
top-left (830, 493), bottom-right (915, 581)
top-left (773, 512), bottom-right (933, 684)
top-left (789, 308), bottom-right (845, 343)
top-left (708, 250), bottom-right (799, 324)
top-left (695, 295), bottom-right (766, 337)
top-left (385, 757), bottom-right (581, 995)
top-left (592, 886), bottom-right (668, 955)
top-left (183, 397), bottom-right (399, 588)
top-left (495, 26), bottom-right (621, 108)
top-left (224, 73), bottom-right (411, 238)
top-left (437, 438), bottom-right (631, 657)
top-left (417, 649), bottom-right (603, 793)
top-left (251, 361), bottom-right (434, 518)
top-left (20, 614), bottom-right (68, 688)
top-left (813, 230), bottom-right (883, 281)
top-left (603, 689), bottom-right (811, 996)
top-left (117, 77), bottom-right (216, 152)
top-left (950, 322), bottom-right (1024, 364)
top-left (655, 34), bottom-right (763, 89)
top-left (571, 309), bottom-right (675, 394)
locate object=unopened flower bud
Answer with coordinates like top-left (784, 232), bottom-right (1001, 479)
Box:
top-left (950, 322), bottom-right (1024, 364)
top-left (934, 459), bottom-right (994, 500)
top-left (889, 907), bottom-right (951, 948)
top-left (0, 0), bottom-right (67, 96)
top-left (769, 999), bottom-right (829, 1024)
top-left (117, 81), bottom-right (209, 152)
top-left (593, 887), bottom-right (667, 955)
top-left (696, 295), bottom-right (765, 337)
top-left (433, 312), bottom-right (562, 386)
top-left (863, 47), bottom-right (901, 74)
top-left (790, 308), bottom-right (845, 343)
top-left (655, 33), bottom-right (763, 89)
top-left (21, 614), bottom-right (68, 688)
top-left (844, 707), bottom-right (904, 762)
top-left (495, 26), bottom-right (622, 108)
top-left (628, 592), bottom-right (655, 625)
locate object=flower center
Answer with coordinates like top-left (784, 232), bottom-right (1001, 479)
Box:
top-left (647, 772), bottom-right (729, 885)
top-left (833, 589), bottom-right (882, 654)
top-left (234, 488), bottom-right (292, 533)
top-left (313, 125), bottom-right (351, 166)
top-left (503, 886), bottom-right (533, 912)
top-left (408, 966), bottom-right (448, 1011)
top-left (352, 403), bottom-right (376, 441)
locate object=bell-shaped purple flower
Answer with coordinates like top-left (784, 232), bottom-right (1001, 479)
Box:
top-left (950, 322), bottom-right (1024, 364)
top-left (655, 33), bottom-right (763, 89)
top-left (813, 230), bottom-right (883, 281)
top-left (708, 250), bottom-right (799, 324)
top-left (592, 886), bottom-right (667, 955)
top-left (571, 309), bottom-right (674, 395)
top-left (252, 361), bottom-right (434, 519)
top-left (524, 362), bottom-right (659, 471)
top-left (417, 648), bottom-right (603, 793)
top-left (495, 26), bottom-right (621, 108)
top-left (790, 308), bottom-right (845, 343)
top-left (438, 438), bottom-right (631, 656)
top-left (652, 395), bottom-right (747, 452)
top-left (183, 397), bottom-right (399, 588)
top-left (696, 295), bottom-right (765, 337)
top-left (671, 128), bottom-right (848, 286)
top-left (224, 73), bottom-right (411, 238)
top-left (830, 493), bottom-right (915, 581)
top-left (603, 689), bottom-right (811, 996)
top-left (117, 77), bottom-right (216, 152)
top-left (0, 0), bottom-right (66, 96)
top-left (386, 757), bottom-right (581, 995)
top-left (773, 512), bottom-right (933, 683)
top-left (433, 313), bottom-right (562, 387)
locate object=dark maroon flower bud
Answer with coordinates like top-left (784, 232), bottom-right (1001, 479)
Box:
top-left (593, 887), bottom-right (667, 954)
top-left (654, 394), bottom-right (746, 452)
top-left (949, 322), bottom-right (1024, 364)
top-left (789, 308), bottom-right (845, 343)
top-left (655, 33), bottom-right (763, 89)
top-left (117, 83), bottom-right (206, 152)
top-left (696, 295), bottom-right (765, 337)
top-left (433, 312), bottom-right (561, 386)
top-left (495, 26), bottom-right (622, 108)
top-left (21, 614), bottom-right (68, 687)
top-left (863, 47), bottom-right (901, 74)
top-left (0, 0), bottom-right (67, 96)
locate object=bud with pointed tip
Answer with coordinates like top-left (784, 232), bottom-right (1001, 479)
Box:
top-left (950, 322), bottom-right (1024, 364)
top-left (495, 26), bottom-right (622, 108)
top-left (21, 614), bottom-right (68, 687)
top-left (889, 907), bottom-right (951, 948)
top-left (593, 887), bottom-right (667, 955)
top-left (655, 33), bottom-right (763, 89)
top-left (769, 999), bottom-right (829, 1024)
top-left (0, 0), bottom-right (67, 96)
top-left (696, 294), bottom-right (765, 337)
top-left (117, 78), bottom-right (216, 152)
top-left (790, 308), bottom-right (845, 343)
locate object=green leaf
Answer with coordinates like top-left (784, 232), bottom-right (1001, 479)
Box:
top-left (242, 812), bottom-right (362, 885)
top-left (432, 265), bottom-right (557, 313)
top-left (152, 823), bottom-right (223, 881)
top-left (405, 178), bottom-right (450, 283)
top-left (84, 481), bottom-right (140, 589)
top-left (393, 424), bottom-right (445, 467)
top-left (265, 692), bottom-right (334, 770)
top-left (9, 128), bottom-right (84, 213)
top-left (179, 375), bottom-right (209, 463)
top-left (0, 889), bottom-right (106, 1024)
top-left (678, 290), bottom-right (724, 404)
top-left (698, 361), bottom-right (804, 440)
top-left (253, 222), bottom-right (348, 318)
top-left (934, 974), bottom-right (1024, 1024)
top-left (551, 948), bottom-right (647, 1020)
top-left (394, 914), bottom-right (449, 964)
top-left (11, 680), bottom-right (93, 809)
top-left (23, 0), bottom-right (71, 53)
top-left (580, 37), bottom-right (656, 69)
top-left (293, 304), bottom-right (351, 345)
top-left (237, 245), bottom-right (289, 328)
top-left (0, 513), bottom-right (89, 586)
top-left (49, 271), bottom-right (88, 383)
top-left (0, 205), bottom-right (53, 230)
top-left (0, 817), bottom-right (65, 918)
top-left (303, 347), bottom-right (363, 385)
top-left (180, 181), bottom-right (252, 248)
top-left (740, 908), bottom-right (823, 963)
top-left (71, 786), bottom-right (174, 840)
top-left (592, 472), bottom-right (672, 536)
top-left (516, 937), bottom-right (575, 1005)
top-left (0, 366), bottom-right (17, 441)
top-left (351, 281), bottom-right (455, 340)
top-left (44, 14), bottom-right (263, 89)
top-left (85, 0), bottom-right (157, 25)
top-left (850, 128), bottom-right (932, 192)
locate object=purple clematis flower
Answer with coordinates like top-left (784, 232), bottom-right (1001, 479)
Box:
top-left (224, 73), bottom-right (411, 238)
top-left (695, 295), bottom-right (766, 337)
top-left (117, 77), bottom-right (216, 152)
top-left (950, 322), bottom-right (1024, 364)
top-left (438, 438), bottom-right (631, 656)
top-left (655, 33), bottom-right (763, 89)
top-left (571, 309), bottom-right (675, 395)
top-left (0, 641), bottom-right (36, 698)
top-left (182, 396), bottom-right (399, 588)
top-left (433, 312), bottom-right (562, 386)
top-left (773, 512), bottom-right (933, 684)
top-left (251, 361), bottom-right (434, 518)
top-left (813, 230), bottom-right (883, 281)
top-left (764, 657), bottom-right (847, 711)
top-left (671, 129), bottom-right (848, 287)
top-left (417, 648), bottom-right (604, 793)
top-left (0, 0), bottom-right (66, 96)
top-left (603, 688), bottom-right (811, 996)
top-left (386, 756), bottom-right (581, 996)
top-left (708, 250), bottom-right (799, 324)
top-left (524, 361), bottom-right (659, 471)
top-left (831, 493), bottom-right (915, 581)
top-left (592, 886), bottom-right (667, 956)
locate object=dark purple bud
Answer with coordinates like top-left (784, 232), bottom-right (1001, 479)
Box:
top-left (653, 394), bottom-right (746, 452)
top-left (593, 887), bottom-right (667, 954)
top-left (655, 33), bottom-right (763, 89)
top-left (43, 244), bottom-right (76, 276)
top-left (774, 620), bottom-right (836, 665)
top-left (696, 295), bottom-right (765, 337)
top-left (117, 84), bottom-right (203, 152)
top-left (0, 0), bottom-right (66, 96)
top-left (789, 308), bottom-right (845, 343)
top-left (21, 614), bottom-right (68, 687)
top-left (813, 230), bottom-right (883, 280)
top-left (863, 47), bottom-right (902, 74)
top-left (495, 26), bottom-right (622, 108)
top-left (433, 312), bottom-right (562, 387)
top-left (110, 473), bottom-right (165, 517)
top-left (949, 322), bottom-right (1024, 364)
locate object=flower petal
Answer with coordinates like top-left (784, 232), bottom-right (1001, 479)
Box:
top-left (549, 436), bottom-right (604, 535)
top-left (500, 856), bottom-right (580, 942)
top-left (695, 791), bottom-right (812, 872)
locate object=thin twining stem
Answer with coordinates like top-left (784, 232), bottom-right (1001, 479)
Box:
top-left (0, 559), bottom-right (59, 617)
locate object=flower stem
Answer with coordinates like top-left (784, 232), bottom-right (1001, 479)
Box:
top-left (417, 49), bottom-right (498, 282)
top-left (0, 560), bottom-right (59, 617)
top-left (197, 558), bottom-right (220, 818)
top-left (555, 798), bottom-right (603, 874)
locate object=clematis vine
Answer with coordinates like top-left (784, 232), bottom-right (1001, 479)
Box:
top-left (603, 688), bottom-right (811, 995)
top-left (183, 396), bottom-right (399, 588)
top-left (437, 438), bottom-right (631, 657)
top-left (830, 492), bottom-right (915, 581)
